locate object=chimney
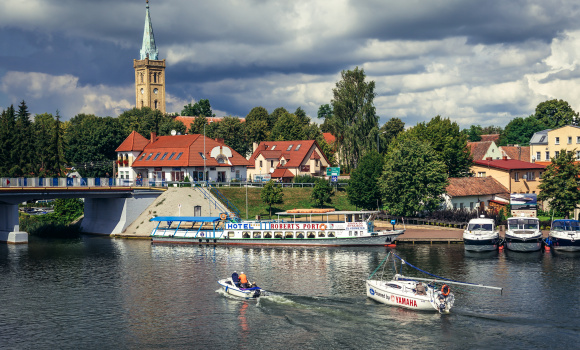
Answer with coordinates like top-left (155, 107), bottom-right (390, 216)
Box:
top-left (215, 138), bottom-right (224, 144)
top-left (150, 132), bottom-right (157, 144)
top-left (253, 142), bottom-right (259, 153)
top-left (486, 157), bottom-right (492, 161)
top-left (502, 156), bottom-right (508, 160)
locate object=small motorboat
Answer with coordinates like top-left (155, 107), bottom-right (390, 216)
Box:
top-left (504, 215), bottom-right (543, 252)
top-left (217, 278), bottom-right (268, 299)
top-left (546, 219), bottom-right (580, 252)
top-left (366, 252), bottom-right (501, 313)
top-left (463, 216), bottom-right (501, 252)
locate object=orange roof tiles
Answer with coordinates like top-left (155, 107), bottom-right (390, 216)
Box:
top-left (480, 134), bottom-right (500, 142)
top-left (500, 146), bottom-right (530, 162)
top-left (474, 158), bottom-right (545, 170)
top-left (271, 168), bottom-right (295, 178)
top-left (323, 132), bottom-right (336, 144)
top-left (249, 140), bottom-right (329, 169)
top-left (447, 177), bottom-right (509, 197)
top-left (466, 141), bottom-right (493, 160)
top-left (115, 131), bottom-right (150, 152)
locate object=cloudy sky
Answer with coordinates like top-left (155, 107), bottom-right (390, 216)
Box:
top-left (1, 0), bottom-right (580, 128)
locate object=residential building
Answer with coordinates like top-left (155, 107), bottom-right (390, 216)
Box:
top-left (247, 140), bottom-right (331, 182)
top-left (530, 125), bottom-right (580, 164)
top-left (467, 141), bottom-right (501, 160)
top-left (471, 158), bottom-right (546, 194)
top-left (499, 145), bottom-right (530, 162)
top-left (443, 177), bottom-right (509, 212)
top-left (115, 131), bottom-right (251, 183)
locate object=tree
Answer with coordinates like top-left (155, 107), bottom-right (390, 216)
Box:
top-left (347, 150), bottom-right (384, 209)
top-left (52, 198), bottom-right (84, 225)
top-left (463, 125), bottom-right (483, 142)
top-left (294, 107), bottom-right (310, 126)
top-left (379, 137), bottom-right (448, 216)
top-left (181, 99), bottom-right (214, 117)
top-left (0, 105), bottom-right (16, 175)
top-left (260, 180), bottom-right (284, 217)
top-left (498, 116), bottom-right (545, 146)
top-left (188, 115), bottom-right (208, 135)
top-left (317, 104), bottom-right (334, 133)
top-left (408, 116), bottom-right (472, 177)
top-left (245, 107), bottom-right (270, 146)
top-left (269, 107), bottom-right (288, 129)
top-left (32, 113), bottom-right (55, 177)
top-left (215, 116), bottom-right (249, 156)
top-left (311, 179), bottom-right (334, 207)
top-left (331, 67), bottom-right (379, 170)
top-left (271, 113), bottom-right (305, 141)
top-left (46, 111), bottom-right (66, 176)
top-left (532, 99), bottom-right (578, 129)
top-left (11, 100), bottom-right (34, 176)
top-left (378, 118), bottom-right (405, 153)
top-left (538, 150), bottom-right (580, 219)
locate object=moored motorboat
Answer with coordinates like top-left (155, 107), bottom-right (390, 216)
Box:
top-left (217, 278), bottom-right (268, 299)
top-left (366, 252), bottom-right (501, 313)
top-left (463, 216), bottom-right (501, 252)
top-left (504, 215), bottom-right (543, 252)
top-left (150, 210), bottom-right (404, 246)
top-left (546, 219), bottom-right (580, 252)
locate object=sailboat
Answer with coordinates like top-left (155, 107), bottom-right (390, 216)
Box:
top-left (366, 252), bottom-right (502, 313)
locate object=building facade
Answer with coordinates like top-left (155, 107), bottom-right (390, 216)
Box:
top-left (443, 177), bottom-right (509, 212)
top-left (134, 1), bottom-right (166, 114)
top-left (471, 158), bottom-right (546, 195)
top-left (530, 125), bottom-right (580, 164)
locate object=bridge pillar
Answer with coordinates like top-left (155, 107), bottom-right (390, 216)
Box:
top-left (81, 193), bottom-right (158, 235)
top-left (0, 203), bottom-right (28, 244)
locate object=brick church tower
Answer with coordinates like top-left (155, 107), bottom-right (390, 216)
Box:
top-left (134, 0), bottom-right (166, 114)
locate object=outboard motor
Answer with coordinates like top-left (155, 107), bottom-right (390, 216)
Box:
top-left (438, 300), bottom-right (446, 313)
top-left (252, 290), bottom-right (261, 298)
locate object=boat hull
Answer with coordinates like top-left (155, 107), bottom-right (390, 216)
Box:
top-left (366, 280), bottom-right (452, 312)
top-left (463, 236), bottom-right (500, 252)
top-left (549, 236), bottom-right (580, 252)
top-left (504, 235), bottom-right (543, 252)
top-left (217, 279), bottom-right (266, 299)
top-left (153, 230), bottom-right (404, 246)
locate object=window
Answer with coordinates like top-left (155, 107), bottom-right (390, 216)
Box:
top-left (514, 172), bottom-right (519, 181)
top-left (281, 160), bottom-right (285, 166)
top-left (295, 144), bottom-right (301, 151)
top-left (287, 144), bottom-right (293, 151)
top-left (160, 152), bottom-right (168, 160)
top-left (536, 152), bottom-right (541, 161)
top-left (577, 136), bottom-right (580, 144)
top-left (539, 171), bottom-right (543, 179)
top-left (577, 151), bottom-right (580, 160)
top-left (555, 151), bottom-right (560, 158)
top-left (198, 152), bottom-right (206, 160)
top-left (315, 159), bottom-right (319, 166)
top-left (477, 172), bottom-right (486, 177)
top-left (139, 153), bottom-right (147, 161)
top-left (568, 136), bottom-right (572, 144)
top-left (545, 151), bottom-right (549, 160)
top-left (555, 137), bottom-right (560, 145)
top-left (168, 152), bottom-right (176, 160)
top-left (271, 160), bottom-right (274, 167)
top-left (146, 153), bottom-right (153, 160)
top-left (460, 203), bottom-right (464, 210)
top-left (175, 152), bottom-right (183, 160)
top-left (470, 202), bottom-right (474, 210)
top-left (153, 153), bottom-right (161, 160)
top-left (540, 136), bottom-right (546, 142)
top-left (453, 203), bottom-right (457, 209)
top-left (525, 172), bottom-right (535, 181)
top-left (271, 145), bottom-right (276, 150)
top-left (260, 160), bottom-right (263, 168)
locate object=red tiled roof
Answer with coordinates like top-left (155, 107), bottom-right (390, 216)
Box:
top-left (480, 134), bottom-right (500, 142)
top-left (271, 168), bottom-right (295, 178)
top-left (446, 177), bottom-right (509, 197)
top-left (249, 140), bottom-right (329, 168)
top-left (116, 131), bottom-right (150, 152)
top-left (500, 146), bottom-right (530, 162)
top-left (175, 116), bottom-right (245, 132)
top-left (467, 141), bottom-right (493, 160)
top-left (310, 152), bottom-right (321, 160)
top-left (323, 132), bottom-right (336, 144)
top-left (261, 150), bottom-right (282, 159)
top-left (473, 158), bottom-right (545, 170)
top-left (130, 133), bottom-right (251, 168)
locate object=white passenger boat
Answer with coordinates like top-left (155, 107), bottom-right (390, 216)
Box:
top-left (217, 278), bottom-right (268, 299)
top-left (366, 252), bottom-right (502, 313)
top-left (463, 216), bottom-right (501, 252)
top-left (150, 210), bottom-right (404, 246)
top-left (504, 215), bottom-right (543, 252)
top-left (546, 219), bottom-right (580, 252)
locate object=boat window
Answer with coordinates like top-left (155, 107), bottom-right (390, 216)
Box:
top-left (274, 232), bottom-right (283, 239)
top-left (242, 231), bottom-right (250, 238)
top-left (307, 231), bottom-right (316, 238)
top-left (228, 231), bottom-right (235, 238)
top-left (387, 283), bottom-right (402, 289)
top-left (285, 232), bottom-right (294, 239)
top-left (225, 281), bottom-right (232, 285)
top-left (253, 232), bottom-right (261, 238)
top-left (328, 231), bottom-right (335, 238)
top-left (508, 218), bottom-right (539, 230)
top-left (264, 232), bottom-right (272, 238)
top-left (318, 231), bottom-right (325, 238)
top-left (468, 223), bottom-right (493, 231)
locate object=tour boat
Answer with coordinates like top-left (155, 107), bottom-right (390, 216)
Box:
top-left (545, 219), bottom-right (580, 252)
top-left (504, 215), bottom-right (543, 252)
top-left (366, 252), bottom-right (502, 313)
top-left (217, 278), bottom-right (268, 299)
top-left (150, 210), bottom-right (404, 246)
top-left (463, 216), bottom-right (501, 252)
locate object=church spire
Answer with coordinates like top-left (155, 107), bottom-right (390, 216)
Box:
top-left (140, 0), bottom-right (159, 60)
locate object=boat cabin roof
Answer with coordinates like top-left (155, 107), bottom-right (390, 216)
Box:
top-left (275, 210), bottom-right (379, 215)
top-left (151, 216), bottom-right (222, 222)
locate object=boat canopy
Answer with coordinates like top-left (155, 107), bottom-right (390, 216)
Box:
top-left (551, 219), bottom-right (580, 231)
top-left (151, 216), bottom-right (221, 222)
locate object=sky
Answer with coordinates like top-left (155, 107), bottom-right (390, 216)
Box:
top-left (1, 0), bottom-right (580, 128)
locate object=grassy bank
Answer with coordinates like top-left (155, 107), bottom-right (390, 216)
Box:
top-left (217, 187), bottom-right (357, 219)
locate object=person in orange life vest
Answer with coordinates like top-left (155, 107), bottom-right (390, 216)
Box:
top-left (239, 272), bottom-right (249, 288)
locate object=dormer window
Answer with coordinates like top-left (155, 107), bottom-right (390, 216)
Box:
top-left (287, 144), bottom-right (293, 151)
top-left (175, 152), bottom-right (183, 160)
top-left (146, 153), bottom-right (153, 160)
top-left (168, 152), bottom-right (176, 160)
top-left (540, 136), bottom-right (546, 142)
top-left (198, 152), bottom-right (206, 160)
top-left (139, 153), bottom-right (147, 161)
top-left (153, 153), bottom-right (161, 160)
top-left (295, 144), bottom-right (301, 151)
top-left (271, 145), bottom-right (276, 150)
top-left (161, 152), bottom-right (168, 160)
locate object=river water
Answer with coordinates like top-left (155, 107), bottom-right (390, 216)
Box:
top-left (1, 237), bottom-right (579, 349)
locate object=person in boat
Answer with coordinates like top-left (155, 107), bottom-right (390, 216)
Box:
top-left (232, 272), bottom-right (241, 287)
top-left (415, 282), bottom-right (426, 295)
top-left (239, 272), bottom-right (249, 288)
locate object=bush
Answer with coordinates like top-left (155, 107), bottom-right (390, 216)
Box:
top-left (293, 175), bottom-right (317, 183)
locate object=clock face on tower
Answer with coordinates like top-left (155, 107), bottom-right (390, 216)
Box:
top-left (154, 88), bottom-right (158, 94)
top-left (140, 88), bottom-right (144, 94)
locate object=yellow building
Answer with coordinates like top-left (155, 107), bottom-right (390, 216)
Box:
top-left (472, 158), bottom-right (546, 195)
top-left (134, 1), bottom-right (166, 114)
top-left (530, 125), bottom-right (580, 164)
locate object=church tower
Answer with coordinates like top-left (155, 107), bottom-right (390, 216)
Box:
top-left (134, 0), bottom-right (166, 114)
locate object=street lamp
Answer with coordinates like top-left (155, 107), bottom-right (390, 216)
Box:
top-left (377, 130), bottom-right (387, 153)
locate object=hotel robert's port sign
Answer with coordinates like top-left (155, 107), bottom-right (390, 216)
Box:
top-left (225, 221), bottom-right (367, 231)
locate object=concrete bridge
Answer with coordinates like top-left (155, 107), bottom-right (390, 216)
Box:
top-left (0, 177), bottom-right (165, 244)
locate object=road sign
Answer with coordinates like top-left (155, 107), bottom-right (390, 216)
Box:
top-left (326, 167), bottom-right (340, 176)
top-left (331, 175), bottom-right (337, 182)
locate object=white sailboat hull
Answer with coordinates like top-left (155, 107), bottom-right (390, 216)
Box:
top-left (366, 279), bottom-right (453, 313)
